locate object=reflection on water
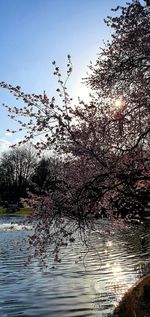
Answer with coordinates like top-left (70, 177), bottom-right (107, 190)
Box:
top-left (0, 216), bottom-right (150, 317)
top-left (0, 222), bottom-right (32, 231)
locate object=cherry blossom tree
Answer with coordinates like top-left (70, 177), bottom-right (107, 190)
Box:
top-left (0, 0), bottom-right (149, 262)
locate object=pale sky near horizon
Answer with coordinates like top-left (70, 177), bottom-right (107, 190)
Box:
top-left (0, 0), bottom-right (137, 153)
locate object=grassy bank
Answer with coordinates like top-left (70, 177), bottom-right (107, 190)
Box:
top-left (0, 207), bottom-right (32, 215)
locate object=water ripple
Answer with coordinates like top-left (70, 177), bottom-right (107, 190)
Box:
top-left (0, 216), bottom-right (150, 317)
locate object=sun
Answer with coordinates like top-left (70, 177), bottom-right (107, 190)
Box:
top-left (113, 96), bottom-right (125, 110)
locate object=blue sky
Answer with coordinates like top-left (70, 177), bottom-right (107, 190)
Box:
top-left (0, 0), bottom-right (132, 152)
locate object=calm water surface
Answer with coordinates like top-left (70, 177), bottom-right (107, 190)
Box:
top-left (0, 216), bottom-right (150, 317)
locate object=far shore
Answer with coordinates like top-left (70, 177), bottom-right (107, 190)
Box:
top-left (0, 207), bottom-right (32, 216)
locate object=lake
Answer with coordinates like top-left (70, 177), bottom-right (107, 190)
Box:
top-left (0, 215), bottom-right (150, 317)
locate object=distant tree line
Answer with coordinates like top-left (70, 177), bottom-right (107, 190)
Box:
top-left (0, 146), bottom-right (61, 205)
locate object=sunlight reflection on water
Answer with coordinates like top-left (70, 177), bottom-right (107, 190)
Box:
top-left (0, 216), bottom-right (150, 317)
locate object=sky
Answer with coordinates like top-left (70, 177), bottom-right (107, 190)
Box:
top-left (0, 0), bottom-right (133, 153)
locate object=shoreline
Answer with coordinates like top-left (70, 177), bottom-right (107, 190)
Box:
top-left (0, 207), bottom-right (32, 216)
